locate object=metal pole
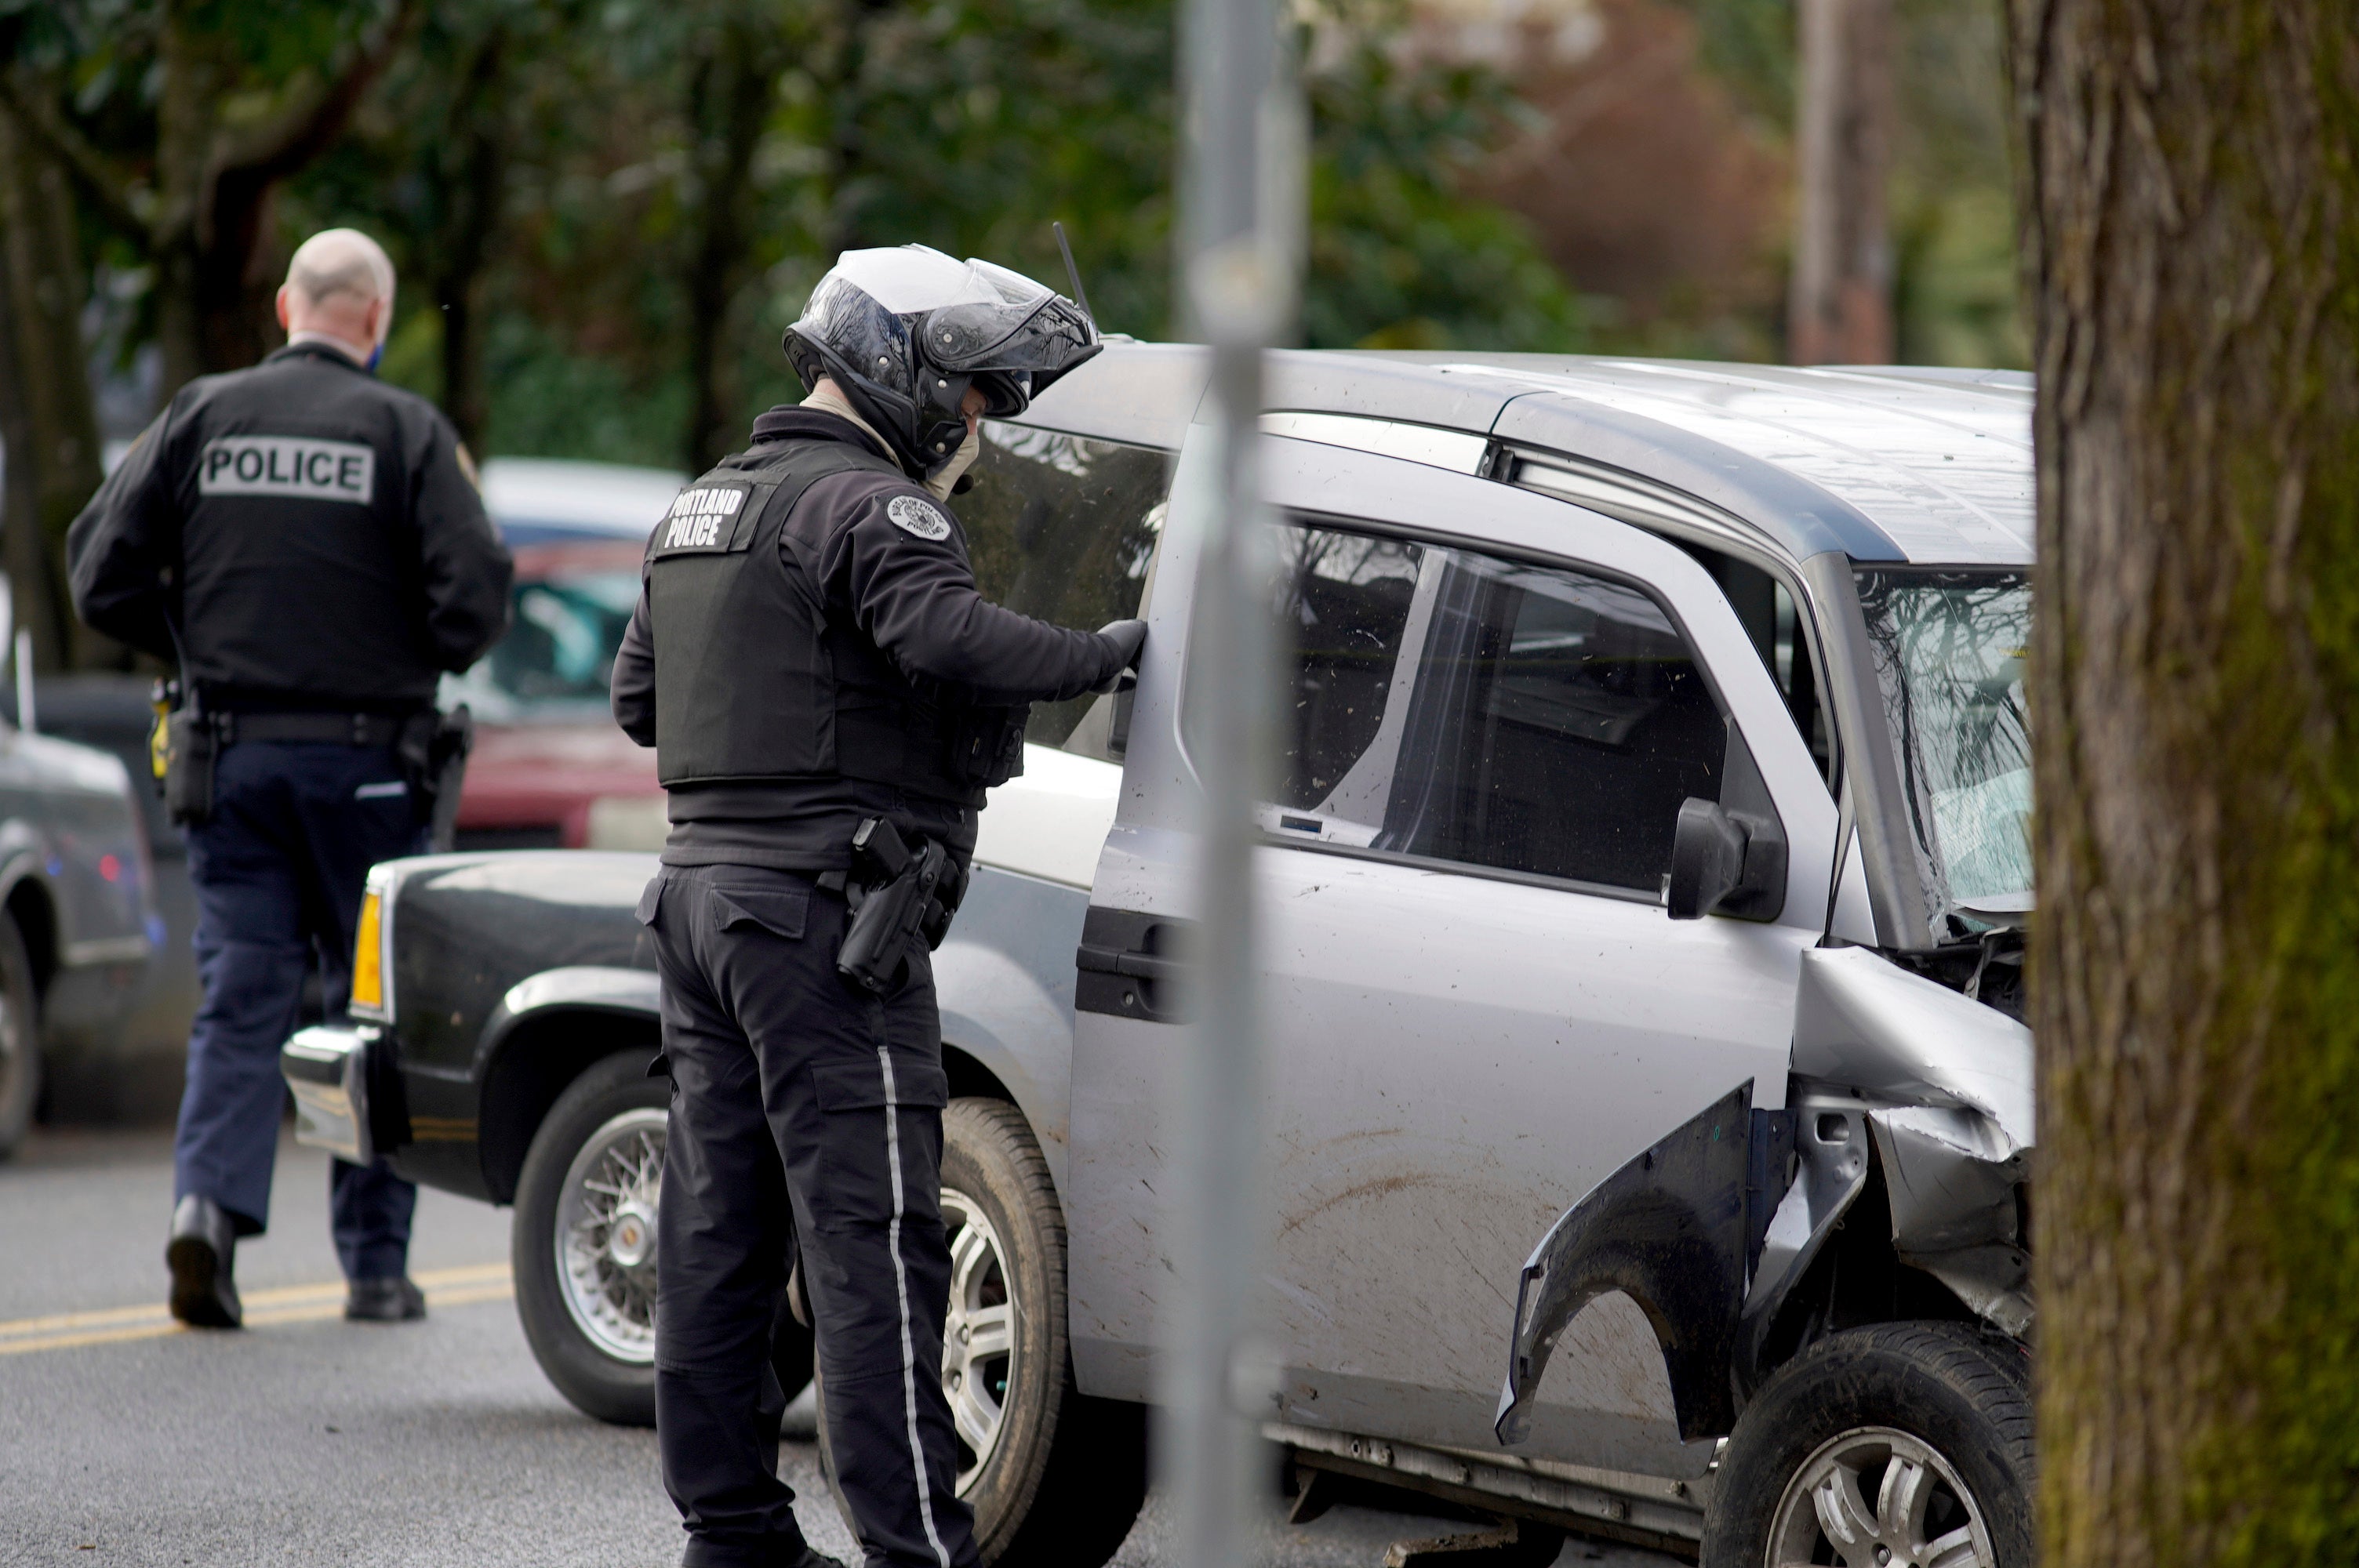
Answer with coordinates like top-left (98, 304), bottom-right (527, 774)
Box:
top-left (1162, 0), bottom-right (1300, 1555)
top-left (14, 628), bottom-right (34, 734)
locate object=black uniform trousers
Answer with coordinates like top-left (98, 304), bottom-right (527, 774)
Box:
top-left (642, 862), bottom-right (980, 1568)
top-left (174, 739), bottom-right (423, 1274)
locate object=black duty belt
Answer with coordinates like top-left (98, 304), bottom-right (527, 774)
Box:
top-left (217, 711), bottom-right (409, 747)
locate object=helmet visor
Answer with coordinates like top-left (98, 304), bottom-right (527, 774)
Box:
top-left (794, 245), bottom-right (1103, 413)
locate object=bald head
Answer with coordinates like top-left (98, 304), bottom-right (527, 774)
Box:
top-left (276, 229), bottom-right (395, 363)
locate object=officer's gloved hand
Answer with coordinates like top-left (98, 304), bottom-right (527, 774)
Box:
top-left (1093, 619), bottom-right (1147, 692)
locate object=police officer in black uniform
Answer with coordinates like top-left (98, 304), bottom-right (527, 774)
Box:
top-left (609, 245), bottom-right (1143, 1568)
top-left (67, 228), bottom-right (514, 1329)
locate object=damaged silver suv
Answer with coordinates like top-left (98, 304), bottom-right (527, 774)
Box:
top-left (283, 347), bottom-right (2037, 1567)
top-left (1067, 353), bottom-right (2037, 1567)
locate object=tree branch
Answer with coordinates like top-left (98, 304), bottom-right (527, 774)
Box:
top-left (0, 71), bottom-right (148, 244)
top-left (217, 0), bottom-right (424, 183)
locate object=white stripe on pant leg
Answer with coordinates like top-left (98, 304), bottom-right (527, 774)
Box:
top-left (878, 1046), bottom-right (953, 1568)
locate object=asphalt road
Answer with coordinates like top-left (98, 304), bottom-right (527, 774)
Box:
top-left (0, 1127), bottom-right (1683, 1568)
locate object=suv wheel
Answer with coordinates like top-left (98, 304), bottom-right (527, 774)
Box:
top-left (512, 1048), bottom-right (816, 1425)
top-left (0, 909), bottom-right (37, 1160)
top-left (1702, 1322), bottom-right (2034, 1568)
top-left (818, 1098), bottom-right (1147, 1566)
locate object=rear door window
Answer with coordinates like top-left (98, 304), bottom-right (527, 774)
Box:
top-left (963, 422), bottom-right (1172, 752)
top-left (1262, 520), bottom-right (1726, 896)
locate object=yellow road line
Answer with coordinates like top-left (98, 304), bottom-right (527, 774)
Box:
top-left (0, 1264), bottom-right (513, 1358)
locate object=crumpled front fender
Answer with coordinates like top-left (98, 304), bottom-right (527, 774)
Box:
top-left (1795, 946), bottom-right (2035, 1338)
top-left (1494, 1083), bottom-right (1756, 1446)
top-left (1868, 1104), bottom-right (2032, 1335)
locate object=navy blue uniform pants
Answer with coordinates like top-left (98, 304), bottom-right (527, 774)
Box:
top-left (642, 864), bottom-right (980, 1568)
top-left (173, 739), bottom-right (425, 1279)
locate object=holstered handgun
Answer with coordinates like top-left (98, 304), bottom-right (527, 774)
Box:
top-left (152, 679), bottom-right (216, 827)
top-left (398, 705), bottom-right (474, 852)
top-left (836, 817), bottom-right (966, 996)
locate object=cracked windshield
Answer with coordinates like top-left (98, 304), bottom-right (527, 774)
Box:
top-left (1857, 568), bottom-right (2034, 935)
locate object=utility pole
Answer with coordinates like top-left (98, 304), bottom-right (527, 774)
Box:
top-left (1160, 0), bottom-right (1300, 1551)
top-left (1789, 0), bottom-right (1894, 363)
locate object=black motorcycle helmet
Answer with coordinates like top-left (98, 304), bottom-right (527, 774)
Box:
top-left (783, 245), bottom-right (1101, 477)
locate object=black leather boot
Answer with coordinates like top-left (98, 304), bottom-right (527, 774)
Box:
top-left (343, 1276), bottom-right (427, 1322)
top-left (165, 1195), bottom-right (243, 1329)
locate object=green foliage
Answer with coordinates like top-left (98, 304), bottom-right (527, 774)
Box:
top-left (298, 0), bottom-right (1596, 458)
top-left (13, 0), bottom-right (2034, 466)
top-left (1303, 21), bottom-right (1593, 350)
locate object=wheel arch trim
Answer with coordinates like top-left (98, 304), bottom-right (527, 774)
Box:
top-left (474, 966), bottom-right (663, 1203)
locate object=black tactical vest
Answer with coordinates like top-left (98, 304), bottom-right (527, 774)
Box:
top-left (645, 438), bottom-right (1027, 804)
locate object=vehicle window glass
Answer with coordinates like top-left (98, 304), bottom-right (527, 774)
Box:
top-left (1680, 545), bottom-right (1834, 788)
top-left (442, 557), bottom-right (642, 724)
top-left (963, 422), bottom-right (1172, 755)
top-left (1269, 528), bottom-right (1427, 815)
top-left (1258, 522), bottom-right (1726, 895)
top-left (1855, 568), bottom-right (2032, 934)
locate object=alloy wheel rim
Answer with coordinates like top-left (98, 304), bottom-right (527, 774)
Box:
top-left (554, 1108), bottom-right (667, 1364)
top-left (939, 1185), bottom-right (1016, 1493)
top-left (1765, 1425), bottom-right (1995, 1568)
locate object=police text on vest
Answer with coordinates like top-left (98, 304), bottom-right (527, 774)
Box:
top-left (198, 436), bottom-right (375, 504)
top-left (661, 485), bottom-right (749, 549)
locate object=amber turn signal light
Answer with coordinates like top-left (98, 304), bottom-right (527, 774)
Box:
top-left (351, 889), bottom-right (384, 1013)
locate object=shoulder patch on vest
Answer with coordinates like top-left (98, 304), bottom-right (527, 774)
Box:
top-left (886, 494), bottom-right (952, 542)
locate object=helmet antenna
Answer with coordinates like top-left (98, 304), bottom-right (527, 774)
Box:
top-left (1052, 222), bottom-right (1095, 325)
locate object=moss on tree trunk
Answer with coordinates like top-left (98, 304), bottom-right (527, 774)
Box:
top-left (2009, 2), bottom-right (2359, 1561)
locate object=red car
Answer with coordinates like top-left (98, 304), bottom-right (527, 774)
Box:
top-left (442, 461), bottom-right (682, 851)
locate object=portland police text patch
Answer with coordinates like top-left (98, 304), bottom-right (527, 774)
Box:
top-left (656, 483), bottom-right (754, 550)
top-left (887, 494), bottom-right (952, 541)
top-left (198, 436), bottom-right (374, 504)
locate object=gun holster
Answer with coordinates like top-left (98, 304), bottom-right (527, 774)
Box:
top-left (153, 681), bottom-right (216, 828)
top-left (833, 817), bottom-right (969, 996)
top-left (398, 705), bottom-right (474, 854)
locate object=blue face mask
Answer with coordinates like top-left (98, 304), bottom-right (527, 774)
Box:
top-left (365, 342), bottom-right (383, 374)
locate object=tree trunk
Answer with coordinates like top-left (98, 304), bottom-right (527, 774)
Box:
top-left (144, 0), bottom-right (421, 397)
top-left (2011, 2), bottom-right (2359, 1563)
top-left (0, 103), bottom-right (109, 671)
top-left (1788, 0), bottom-right (1892, 364)
top-left (432, 29), bottom-right (513, 456)
top-left (682, 13), bottom-right (780, 474)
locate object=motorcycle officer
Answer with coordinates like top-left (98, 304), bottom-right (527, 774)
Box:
top-left (67, 228), bottom-right (514, 1328)
top-left (609, 245), bottom-right (1145, 1568)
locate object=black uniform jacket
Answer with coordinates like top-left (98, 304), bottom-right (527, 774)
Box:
top-left (67, 342), bottom-right (514, 711)
top-left (612, 405), bottom-right (1125, 871)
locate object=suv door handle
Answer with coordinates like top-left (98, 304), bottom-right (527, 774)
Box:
top-left (1074, 909), bottom-right (1194, 1022)
top-left (1075, 945), bottom-right (1184, 985)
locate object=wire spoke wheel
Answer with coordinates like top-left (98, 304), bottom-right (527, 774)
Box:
top-left (554, 1107), bottom-right (667, 1364)
top-left (1766, 1425), bottom-right (1995, 1568)
top-left (939, 1184), bottom-right (1017, 1493)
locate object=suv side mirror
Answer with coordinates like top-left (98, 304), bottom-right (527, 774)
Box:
top-left (1668, 799), bottom-right (1748, 919)
top-left (1667, 799), bottom-right (1787, 920)
top-left (1668, 720), bottom-right (1790, 922)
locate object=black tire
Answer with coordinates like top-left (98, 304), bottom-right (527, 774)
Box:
top-left (818, 1097), bottom-right (1147, 1566)
top-left (1702, 1322), bottom-right (2034, 1568)
top-left (511, 1049), bottom-right (821, 1426)
top-left (0, 909), bottom-right (40, 1161)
